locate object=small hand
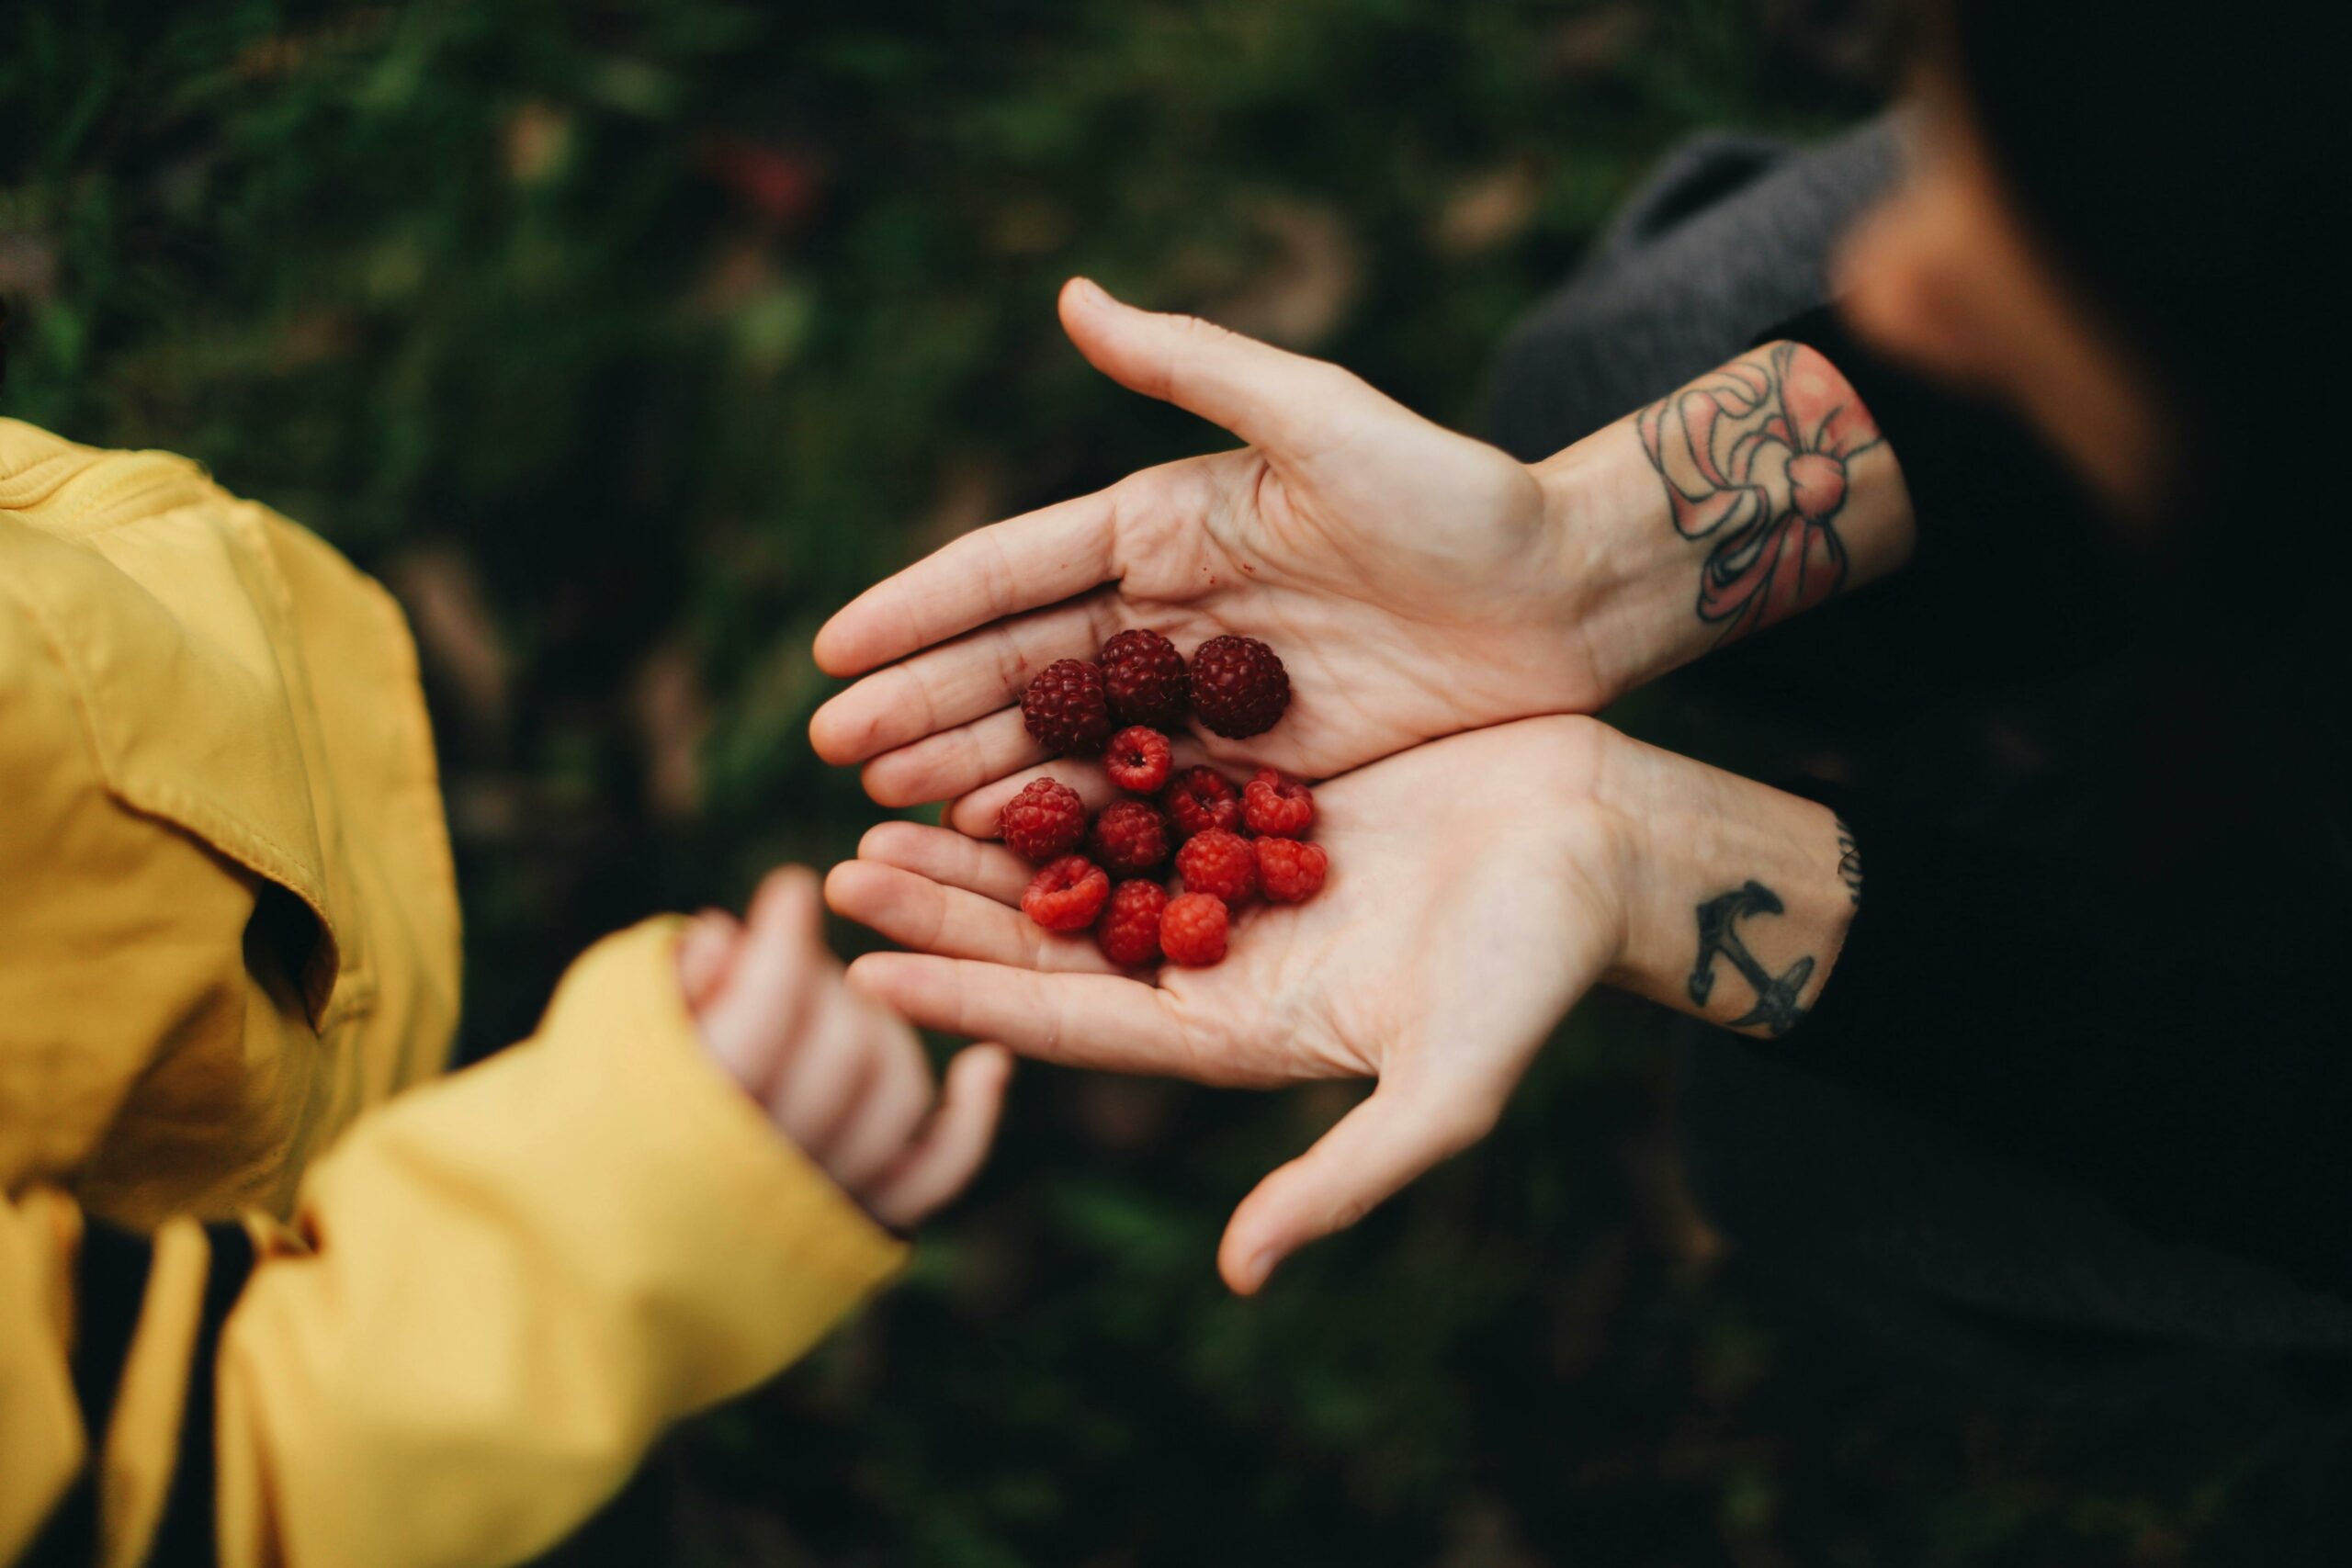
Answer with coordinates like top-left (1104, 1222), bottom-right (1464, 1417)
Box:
top-left (677, 868), bottom-right (1013, 1230)
top-left (809, 280), bottom-right (1619, 814)
top-left (823, 719), bottom-right (1632, 1292)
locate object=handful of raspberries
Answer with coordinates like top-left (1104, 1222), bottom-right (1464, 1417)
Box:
top-left (1001, 630), bottom-right (1324, 970)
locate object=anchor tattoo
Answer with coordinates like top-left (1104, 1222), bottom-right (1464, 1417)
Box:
top-left (1688, 880), bottom-right (1815, 1037)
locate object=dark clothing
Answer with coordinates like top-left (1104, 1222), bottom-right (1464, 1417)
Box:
top-left (1487, 120), bottom-right (2352, 1380)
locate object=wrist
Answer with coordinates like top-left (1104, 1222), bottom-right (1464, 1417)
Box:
top-left (1587, 732), bottom-right (1859, 1037)
top-left (1527, 419), bottom-right (1715, 706)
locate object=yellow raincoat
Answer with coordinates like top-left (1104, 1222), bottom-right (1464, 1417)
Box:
top-left (0, 420), bottom-right (904, 1567)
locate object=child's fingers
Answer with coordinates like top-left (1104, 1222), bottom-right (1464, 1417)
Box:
top-left (824, 1007), bottom-right (937, 1191)
top-left (1215, 1081), bottom-right (1498, 1296)
top-left (809, 594), bottom-right (1114, 766)
top-left (853, 821), bottom-right (1033, 906)
top-left (859, 706), bottom-right (1046, 810)
top-left (766, 980), bottom-right (878, 1151)
top-left (811, 488), bottom-right (1120, 679)
top-left (675, 909), bottom-right (741, 1010)
top-left (865, 1044), bottom-right (1015, 1230)
top-left (824, 860), bottom-right (1120, 975)
top-left (697, 869), bottom-right (826, 1090)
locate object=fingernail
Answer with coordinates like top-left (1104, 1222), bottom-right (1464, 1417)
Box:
top-left (1245, 1249), bottom-right (1277, 1292)
top-left (1069, 276), bottom-right (1110, 307)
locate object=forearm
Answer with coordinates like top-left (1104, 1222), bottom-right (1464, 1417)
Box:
top-left (1533, 340), bottom-right (1918, 702)
top-left (1581, 726), bottom-right (1860, 1038)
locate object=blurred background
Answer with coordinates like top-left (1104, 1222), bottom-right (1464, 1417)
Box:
top-left (5, 2), bottom-right (2346, 1563)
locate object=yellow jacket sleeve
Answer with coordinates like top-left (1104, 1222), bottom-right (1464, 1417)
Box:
top-left (213, 919), bottom-right (908, 1568)
top-left (2, 922), bottom-right (905, 1568)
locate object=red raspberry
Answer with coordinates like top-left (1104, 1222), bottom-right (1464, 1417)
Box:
top-left (1241, 769), bottom-right (1315, 837)
top-left (1254, 837), bottom-right (1329, 904)
top-left (1022, 854), bottom-right (1111, 932)
top-left (1022, 659), bottom-right (1111, 755)
top-left (1096, 880), bottom-right (1169, 967)
top-left (1187, 635), bottom-right (1289, 739)
top-left (1159, 892), bottom-right (1229, 967)
top-left (1098, 628), bottom-right (1189, 728)
top-left (1000, 776), bottom-right (1088, 863)
top-left (1175, 828), bottom-right (1257, 905)
top-left (1090, 799), bottom-right (1171, 876)
top-left (1161, 765), bottom-right (1242, 840)
top-left (1104, 726), bottom-right (1174, 795)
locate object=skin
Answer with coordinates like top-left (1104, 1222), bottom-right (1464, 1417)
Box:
top-left (817, 93), bottom-right (2170, 1287)
top-left (1835, 81), bottom-right (2171, 522)
top-left (677, 866), bottom-right (1012, 1230)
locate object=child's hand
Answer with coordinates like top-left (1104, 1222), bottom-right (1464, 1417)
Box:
top-left (675, 867), bottom-right (1012, 1229)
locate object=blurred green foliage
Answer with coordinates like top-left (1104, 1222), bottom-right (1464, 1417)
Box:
top-left (4, 2), bottom-right (2344, 1563)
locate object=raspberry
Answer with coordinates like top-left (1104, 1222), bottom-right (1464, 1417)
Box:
top-left (1241, 769), bottom-right (1315, 837)
top-left (1188, 635), bottom-right (1289, 739)
top-left (1159, 892), bottom-right (1229, 967)
top-left (1104, 726), bottom-right (1174, 795)
top-left (1161, 765), bottom-right (1242, 840)
top-left (1098, 628), bottom-right (1189, 728)
top-left (1090, 798), bottom-right (1171, 876)
top-left (1000, 776), bottom-right (1088, 863)
top-left (1022, 855), bottom-right (1111, 932)
top-left (1254, 837), bottom-right (1329, 904)
top-left (1022, 659), bottom-right (1111, 755)
top-left (1096, 880), bottom-right (1169, 967)
top-left (1175, 828), bottom-right (1257, 905)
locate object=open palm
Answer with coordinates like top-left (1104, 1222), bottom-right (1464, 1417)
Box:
top-left (826, 717), bottom-right (1626, 1292)
top-left (809, 279), bottom-right (1606, 814)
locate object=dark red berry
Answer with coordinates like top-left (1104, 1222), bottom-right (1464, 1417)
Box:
top-left (1241, 769), bottom-right (1315, 837)
top-left (1176, 828), bottom-right (1257, 905)
top-left (1022, 854), bottom-right (1111, 932)
top-left (1098, 628), bottom-right (1189, 728)
top-left (1254, 837), bottom-right (1329, 904)
top-left (1000, 776), bottom-right (1088, 863)
top-left (1022, 659), bottom-right (1112, 755)
top-left (1161, 765), bottom-right (1243, 840)
top-left (1104, 726), bottom-right (1175, 795)
top-left (1090, 799), bottom-right (1171, 877)
top-left (1187, 635), bottom-right (1289, 739)
top-left (1159, 892), bottom-right (1229, 967)
top-left (1097, 880), bottom-right (1170, 967)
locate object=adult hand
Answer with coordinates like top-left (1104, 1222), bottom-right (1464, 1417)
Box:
top-left (678, 867), bottom-right (1013, 1230)
top-left (809, 280), bottom-right (1645, 813)
top-left (825, 716), bottom-right (1860, 1289)
top-left (824, 719), bottom-right (1630, 1291)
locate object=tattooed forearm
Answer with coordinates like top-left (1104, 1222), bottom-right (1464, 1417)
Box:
top-left (1635, 342), bottom-right (1883, 644)
top-left (1835, 818), bottom-right (1863, 908)
top-left (1689, 880), bottom-right (1815, 1037)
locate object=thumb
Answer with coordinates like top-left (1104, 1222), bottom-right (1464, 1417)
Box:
top-left (1216, 1081), bottom-right (1500, 1296)
top-left (1057, 276), bottom-right (1381, 456)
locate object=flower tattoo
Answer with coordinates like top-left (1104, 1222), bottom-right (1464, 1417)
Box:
top-left (1636, 341), bottom-right (1883, 643)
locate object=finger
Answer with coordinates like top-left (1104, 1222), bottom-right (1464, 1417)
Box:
top-left (865, 1043), bottom-right (1015, 1230)
top-left (812, 489), bottom-right (1120, 678)
top-left (846, 953), bottom-right (1218, 1079)
top-left (1058, 276), bottom-right (1383, 456)
top-left (809, 594), bottom-right (1114, 766)
top-left (824, 1006), bottom-right (938, 1191)
top-left (697, 869), bottom-right (827, 1090)
top-left (1216, 1084), bottom-right (1500, 1296)
top-left (675, 909), bottom-right (741, 1011)
top-left (766, 978), bottom-right (876, 1152)
top-left (853, 820), bottom-right (1035, 905)
top-left (944, 733), bottom-right (1217, 838)
top-left (825, 859), bottom-right (1120, 974)
top-left (861, 706), bottom-right (1047, 811)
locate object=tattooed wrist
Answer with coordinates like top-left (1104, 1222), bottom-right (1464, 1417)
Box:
top-left (1635, 341), bottom-right (1887, 645)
